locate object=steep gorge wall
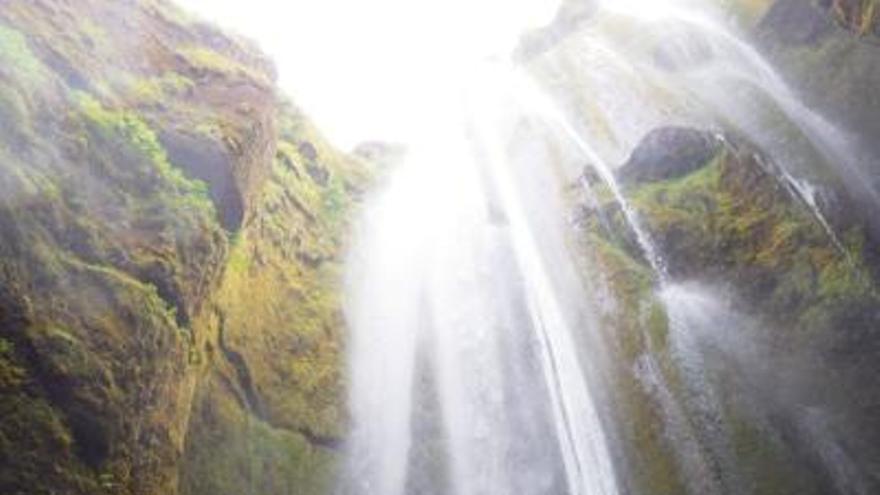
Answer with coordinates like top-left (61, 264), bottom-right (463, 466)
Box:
top-left (574, 127), bottom-right (880, 495)
top-left (526, 1), bottom-right (880, 493)
top-left (0, 2), bottom-right (365, 494)
top-left (752, 0), bottom-right (880, 214)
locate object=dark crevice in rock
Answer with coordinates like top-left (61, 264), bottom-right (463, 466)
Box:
top-left (306, 163), bottom-right (330, 187)
top-left (297, 427), bottom-right (342, 451)
top-left (160, 130), bottom-right (245, 232)
top-left (137, 266), bottom-right (190, 328)
top-left (215, 310), bottom-right (265, 420)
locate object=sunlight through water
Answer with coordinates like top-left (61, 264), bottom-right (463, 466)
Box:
top-left (175, 0), bottom-right (560, 147)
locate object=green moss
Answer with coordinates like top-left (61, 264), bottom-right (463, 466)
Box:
top-left (0, 391), bottom-right (98, 495)
top-left (0, 84), bottom-right (32, 142)
top-left (58, 253), bottom-right (185, 339)
top-left (0, 3), bottom-right (365, 493)
top-left (727, 413), bottom-right (823, 495)
top-left (625, 146), bottom-right (880, 324)
top-left (129, 73), bottom-right (194, 104)
top-left (0, 323), bottom-right (102, 495)
top-left (225, 234), bottom-right (251, 275)
top-left (0, 338), bottom-right (26, 390)
top-left (645, 299), bottom-right (670, 351)
top-left (582, 235), bottom-right (688, 495)
top-left (144, 0), bottom-right (197, 27)
top-left (178, 47), bottom-right (270, 85)
top-left (181, 378), bottom-right (337, 495)
top-left (186, 105), bottom-right (364, 488)
top-left (0, 24), bottom-right (48, 85)
top-left (75, 91), bottom-right (214, 212)
top-left (580, 135), bottom-right (880, 495)
top-left (271, 144), bottom-right (322, 210)
top-left (630, 152), bottom-right (723, 204)
top-left (321, 176), bottom-right (349, 229)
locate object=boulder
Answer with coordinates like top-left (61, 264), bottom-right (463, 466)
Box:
top-left (618, 127), bottom-right (723, 185)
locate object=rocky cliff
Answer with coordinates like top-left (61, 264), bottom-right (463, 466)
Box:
top-left (756, 0), bottom-right (880, 222)
top-left (0, 2), bottom-right (365, 494)
top-left (542, 1), bottom-right (880, 493)
top-left (3, 0), bottom-right (880, 494)
top-left (575, 125), bottom-right (880, 494)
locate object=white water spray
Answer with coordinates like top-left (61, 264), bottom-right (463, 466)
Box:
top-left (343, 2), bottom-right (875, 495)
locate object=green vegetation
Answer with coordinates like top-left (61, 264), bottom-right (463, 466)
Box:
top-left (181, 377), bottom-right (338, 495)
top-left (129, 73), bottom-right (195, 105)
top-left (579, 232), bottom-right (687, 495)
top-left (578, 129), bottom-right (880, 495)
top-left (178, 46), bottom-right (271, 86)
top-left (0, 24), bottom-right (47, 85)
top-left (75, 91), bottom-right (214, 213)
top-left (0, 338), bottom-right (25, 390)
top-left (625, 146), bottom-right (879, 334)
top-left (176, 105), bottom-right (366, 494)
top-left (0, 2), bottom-right (363, 494)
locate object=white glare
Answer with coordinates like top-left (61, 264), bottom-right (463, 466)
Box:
top-left (174, 0), bottom-right (560, 148)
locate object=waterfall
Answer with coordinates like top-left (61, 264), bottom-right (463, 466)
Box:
top-left (342, 1), bottom-right (876, 494)
top-left (343, 61), bottom-right (620, 495)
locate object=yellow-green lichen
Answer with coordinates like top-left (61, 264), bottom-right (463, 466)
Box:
top-left (0, 24), bottom-right (48, 85)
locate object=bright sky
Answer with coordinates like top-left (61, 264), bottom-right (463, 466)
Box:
top-left (175, 0), bottom-right (560, 149)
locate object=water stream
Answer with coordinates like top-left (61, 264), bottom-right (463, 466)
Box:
top-left (341, 1), bottom-right (875, 494)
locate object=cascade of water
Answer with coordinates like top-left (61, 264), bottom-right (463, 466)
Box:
top-left (520, 10), bottom-right (875, 489)
top-left (779, 170), bottom-right (852, 260)
top-left (513, 70), bottom-right (738, 495)
top-left (344, 2), bottom-right (876, 495)
top-left (468, 70), bottom-right (619, 495)
top-left (343, 155), bottom-right (443, 495)
top-left (344, 63), bottom-right (622, 495)
top-left (536, 0), bottom-right (876, 246)
top-left (509, 72), bottom-right (668, 279)
top-left (658, 284), bottom-right (872, 495)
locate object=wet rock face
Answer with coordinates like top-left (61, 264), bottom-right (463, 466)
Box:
top-left (581, 124), bottom-right (880, 495)
top-left (757, 0), bottom-right (880, 213)
top-left (824, 0), bottom-right (880, 35)
top-left (759, 0), bottom-right (834, 44)
top-left (759, 0), bottom-right (880, 43)
top-left (618, 127), bottom-right (723, 185)
top-left (160, 130), bottom-right (245, 231)
top-left (0, 2), bottom-right (363, 495)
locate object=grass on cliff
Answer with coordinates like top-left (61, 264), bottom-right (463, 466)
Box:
top-left (128, 73), bottom-right (195, 106)
top-left (182, 119), bottom-right (361, 494)
top-left (178, 46), bottom-right (272, 86)
top-left (75, 91), bottom-right (215, 215)
top-left (181, 375), bottom-right (337, 495)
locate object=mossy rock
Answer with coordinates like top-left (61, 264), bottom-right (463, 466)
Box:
top-left (578, 125), bottom-right (880, 494)
top-left (0, 2), bottom-right (365, 495)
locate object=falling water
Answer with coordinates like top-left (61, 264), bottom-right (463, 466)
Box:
top-left (534, 0), bottom-right (879, 240)
top-left (342, 1), bottom-right (875, 494)
top-left (343, 61), bottom-right (621, 494)
top-left (539, 3), bottom-right (874, 490)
